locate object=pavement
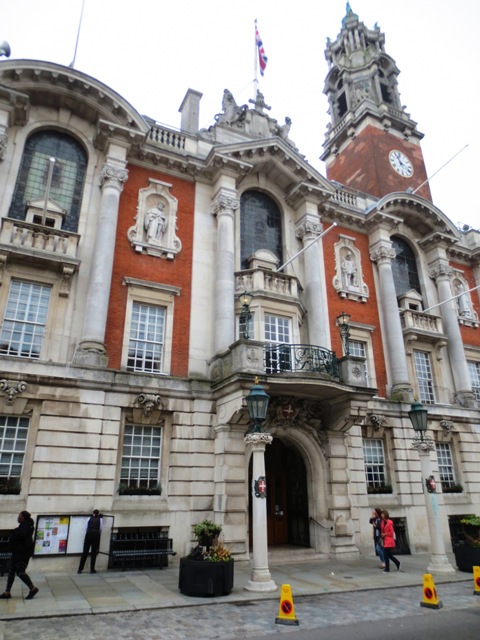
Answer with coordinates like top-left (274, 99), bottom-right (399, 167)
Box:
top-left (0, 551), bottom-right (472, 625)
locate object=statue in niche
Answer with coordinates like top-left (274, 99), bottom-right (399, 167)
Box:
top-left (456, 282), bottom-right (472, 317)
top-left (144, 202), bottom-right (167, 243)
top-left (341, 252), bottom-right (358, 289)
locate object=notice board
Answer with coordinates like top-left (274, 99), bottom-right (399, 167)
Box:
top-left (34, 514), bottom-right (114, 556)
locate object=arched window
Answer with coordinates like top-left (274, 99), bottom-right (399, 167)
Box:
top-left (240, 190), bottom-right (283, 269)
top-left (9, 130), bottom-right (87, 232)
top-left (391, 236), bottom-right (421, 296)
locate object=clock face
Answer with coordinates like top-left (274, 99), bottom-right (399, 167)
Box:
top-left (389, 150), bottom-right (414, 178)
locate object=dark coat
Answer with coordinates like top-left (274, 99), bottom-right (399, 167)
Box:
top-left (9, 520), bottom-right (34, 564)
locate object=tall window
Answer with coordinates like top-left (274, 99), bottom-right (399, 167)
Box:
top-left (0, 280), bottom-right (51, 358)
top-left (127, 302), bottom-right (165, 374)
top-left (9, 130), bottom-right (87, 232)
top-left (363, 439), bottom-right (388, 491)
top-left (0, 416), bottom-right (29, 493)
top-left (468, 361), bottom-right (480, 401)
top-left (240, 190), bottom-right (283, 269)
top-left (436, 442), bottom-right (458, 491)
top-left (391, 236), bottom-right (421, 297)
top-left (413, 350), bottom-right (435, 404)
top-left (264, 314), bottom-right (291, 373)
top-left (120, 424), bottom-right (162, 493)
top-left (349, 339), bottom-right (368, 381)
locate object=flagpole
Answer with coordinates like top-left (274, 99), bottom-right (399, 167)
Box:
top-left (253, 19), bottom-right (259, 99)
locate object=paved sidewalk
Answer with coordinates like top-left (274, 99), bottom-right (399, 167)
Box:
top-left (0, 552), bottom-right (470, 626)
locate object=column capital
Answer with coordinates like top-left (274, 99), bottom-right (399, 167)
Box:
top-left (295, 217), bottom-right (323, 241)
top-left (428, 259), bottom-right (453, 281)
top-left (99, 158), bottom-right (128, 190)
top-left (244, 432), bottom-right (273, 446)
top-left (211, 189), bottom-right (239, 218)
top-left (369, 240), bottom-right (396, 264)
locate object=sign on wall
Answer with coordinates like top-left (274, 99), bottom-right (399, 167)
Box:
top-left (34, 514), bottom-right (114, 556)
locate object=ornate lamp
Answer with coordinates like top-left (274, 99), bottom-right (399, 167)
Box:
top-left (246, 379), bottom-right (270, 433)
top-left (408, 400), bottom-right (428, 441)
top-left (336, 311), bottom-right (351, 356)
top-left (238, 291), bottom-right (253, 339)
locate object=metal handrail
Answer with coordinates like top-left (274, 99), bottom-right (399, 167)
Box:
top-left (263, 343), bottom-right (339, 377)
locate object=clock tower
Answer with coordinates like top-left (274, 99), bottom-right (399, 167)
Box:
top-left (321, 6), bottom-right (431, 201)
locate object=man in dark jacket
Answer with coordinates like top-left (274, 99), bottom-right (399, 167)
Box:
top-left (0, 511), bottom-right (39, 599)
top-left (78, 509), bottom-right (103, 574)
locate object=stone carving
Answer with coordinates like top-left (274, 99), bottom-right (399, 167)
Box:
top-left (99, 158), bottom-right (128, 190)
top-left (137, 393), bottom-right (164, 417)
top-left (0, 125), bottom-right (7, 161)
top-left (215, 89), bottom-right (247, 125)
top-left (333, 235), bottom-right (369, 302)
top-left (127, 178), bottom-right (181, 259)
top-left (449, 272), bottom-right (479, 327)
top-left (440, 419), bottom-right (454, 435)
top-left (0, 379), bottom-right (27, 405)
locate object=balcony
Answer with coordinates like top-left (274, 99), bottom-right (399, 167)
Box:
top-left (264, 343), bottom-right (338, 377)
top-left (235, 269), bottom-right (300, 299)
top-left (0, 218), bottom-right (80, 295)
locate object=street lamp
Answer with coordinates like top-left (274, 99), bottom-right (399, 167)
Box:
top-left (244, 379), bottom-right (276, 593)
top-left (336, 311), bottom-right (351, 356)
top-left (238, 291), bottom-right (253, 339)
top-left (0, 42), bottom-right (10, 58)
top-left (408, 401), bottom-right (455, 574)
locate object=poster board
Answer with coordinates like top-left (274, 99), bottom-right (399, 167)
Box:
top-left (34, 514), bottom-right (114, 556)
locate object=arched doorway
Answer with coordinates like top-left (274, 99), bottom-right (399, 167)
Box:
top-left (249, 439), bottom-right (310, 547)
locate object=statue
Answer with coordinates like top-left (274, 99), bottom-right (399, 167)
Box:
top-left (144, 202), bottom-right (167, 243)
top-left (456, 282), bottom-right (472, 317)
top-left (341, 253), bottom-right (358, 289)
top-left (278, 117), bottom-right (292, 141)
top-left (215, 89), bottom-right (247, 125)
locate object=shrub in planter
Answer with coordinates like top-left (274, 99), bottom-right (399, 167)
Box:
top-left (453, 515), bottom-right (480, 572)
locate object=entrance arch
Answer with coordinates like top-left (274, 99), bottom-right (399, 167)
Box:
top-left (249, 438), bottom-right (310, 547)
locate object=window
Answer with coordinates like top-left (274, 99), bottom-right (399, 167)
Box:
top-left (413, 350), bottom-right (435, 404)
top-left (468, 361), bottom-right (480, 401)
top-left (127, 302), bottom-right (165, 374)
top-left (436, 442), bottom-right (459, 492)
top-left (238, 312), bottom-right (254, 340)
top-left (0, 416), bottom-right (29, 493)
top-left (240, 191), bottom-right (283, 269)
top-left (264, 314), bottom-right (291, 373)
top-left (349, 339), bottom-right (368, 380)
top-left (0, 280), bottom-right (51, 358)
top-left (391, 236), bottom-right (421, 297)
top-left (9, 130), bottom-right (87, 232)
top-left (363, 439), bottom-right (389, 492)
top-left (120, 424), bottom-right (162, 494)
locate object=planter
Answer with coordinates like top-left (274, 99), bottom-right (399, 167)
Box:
top-left (179, 558), bottom-right (234, 597)
top-left (453, 543), bottom-right (480, 573)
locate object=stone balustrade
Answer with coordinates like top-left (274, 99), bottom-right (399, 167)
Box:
top-left (235, 269), bottom-right (300, 299)
top-left (400, 309), bottom-right (443, 335)
top-left (0, 218), bottom-right (80, 259)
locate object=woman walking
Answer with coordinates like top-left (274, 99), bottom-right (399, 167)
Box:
top-left (381, 509), bottom-right (400, 573)
top-left (369, 507), bottom-right (385, 568)
top-left (0, 511), bottom-right (39, 599)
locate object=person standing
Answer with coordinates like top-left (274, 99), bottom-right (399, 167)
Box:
top-left (381, 509), bottom-right (400, 572)
top-left (78, 509), bottom-right (103, 574)
top-left (369, 508), bottom-right (385, 569)
top-left (0, 511), bottom-right (39, 600)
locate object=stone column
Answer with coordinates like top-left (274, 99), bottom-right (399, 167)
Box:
top-left (296, 216), bottom-right (329, 347)
top-left (413, 438), bottom-right (455, 574)
top-left (370, 240), bottom-right (413, 402)
top-left (75, 158), bottom-right (128, 367)
top-left (211, 189), bottom-right (238, 354)
top-left (429, 260), bottom-right (477, 407)
top-left (244, 432), bottom-right (277, 593)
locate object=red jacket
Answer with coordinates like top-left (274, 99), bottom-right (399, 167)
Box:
top-left (381, 519), bottom-right (395, 548)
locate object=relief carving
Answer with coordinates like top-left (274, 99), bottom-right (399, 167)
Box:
top-left (333, 235), bottom-right (369, 302)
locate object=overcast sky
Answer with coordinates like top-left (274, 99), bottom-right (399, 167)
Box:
top-left (2, 0), bottom-right (478, 231)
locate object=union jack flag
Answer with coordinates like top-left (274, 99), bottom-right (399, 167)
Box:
top-left (255, 20), bottom-right (268, 76)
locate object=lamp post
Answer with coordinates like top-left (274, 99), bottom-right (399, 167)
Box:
top-left (408, 401), bottom-right (455, 574)
top-left (238, 291), bottom-right (253, 339)
top-left (244, 380), bottom-right (277, 593)
top-left (336, 311), bottom-right (351, 356)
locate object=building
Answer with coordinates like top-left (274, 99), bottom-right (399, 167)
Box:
top-left (0, 6), bottom-right (479, 571)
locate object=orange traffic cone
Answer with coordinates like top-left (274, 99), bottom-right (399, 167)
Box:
top-left (275, 583), bottom-right (299, 626)
top-left (473, 566), bottom-right (480, 596)
top-left (420, 573), bottom-right (443, 609)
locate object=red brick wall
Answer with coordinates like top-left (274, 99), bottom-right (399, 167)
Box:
top-left (323, 226), bottom-right (387, 396)
top-left (105, 166), bottom-right (195, 377)
top-left (327, 126), bottom-right (432, 201)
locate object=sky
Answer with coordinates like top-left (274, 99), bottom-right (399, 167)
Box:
top-left (1, 0), bottom-right (479, 231)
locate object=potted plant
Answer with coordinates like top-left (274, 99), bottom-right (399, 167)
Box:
top-left (452, 515), bottom-right (480, 572)
top-left (178, 520), bottom-right (234, 597)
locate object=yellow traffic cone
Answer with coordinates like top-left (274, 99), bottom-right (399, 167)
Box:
top-left (473, 566), bottom-right (480, 596)
top-left (275, 583), bottom-right (299, 626)
top-left (420, 573), bottom-right (443, 609)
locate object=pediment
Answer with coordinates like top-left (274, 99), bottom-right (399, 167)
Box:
top-left (27, 197), bottom-right (66, 215)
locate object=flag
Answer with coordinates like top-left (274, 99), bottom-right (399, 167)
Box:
top-left (255, 19), bottom-right (268, 76)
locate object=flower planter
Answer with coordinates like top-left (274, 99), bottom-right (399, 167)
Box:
top-left (453, 543), bottom-right (480, 573)
top-left (178, 558), bottom-right (234, 597)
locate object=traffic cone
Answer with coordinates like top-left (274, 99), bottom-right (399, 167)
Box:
top-left (473, 566), bottom-right (480, 596)
top-left (275, 583), bottom-right (299, 626)
top-left (420, 573), bottom-right (443, 609)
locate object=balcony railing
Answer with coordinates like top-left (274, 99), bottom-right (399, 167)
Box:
top-left (264, 343), bottom-right (338, 377)
top-left (0, 218), bottom-right (80, 260)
